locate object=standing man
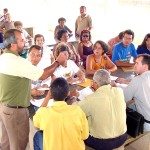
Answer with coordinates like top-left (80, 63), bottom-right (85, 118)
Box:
top-left (0, 8), bottom-right (8, 23)
top-left (0, 13), bottom-right (15, 32)
top-left (0, 29), bottom-right (65, 150)
top-left (78, 69), bottom-right (127, 150)
top-left (112, 29), bottom-right (137, 66)
top-left (75, 6), bottom-right (92, 39)
top-left (124, 54), bottom-right (150, 131)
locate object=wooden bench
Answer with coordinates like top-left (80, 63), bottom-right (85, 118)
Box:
top-left (85, 132), bottom-right (150, 150)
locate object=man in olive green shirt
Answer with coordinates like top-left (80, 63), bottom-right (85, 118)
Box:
top-left (0, 29), bottom-right (65, 150)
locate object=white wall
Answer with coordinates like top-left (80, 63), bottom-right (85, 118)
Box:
top-left (0, 0), bottom-right (150, 45)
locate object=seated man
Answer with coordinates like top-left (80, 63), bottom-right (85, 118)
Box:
top-left (112, 29), bottom-right (137, 67)
top-left (78, 69), bottom-right (127, 150)
top-left (33, 77), bottom-right (89, 150)
top-left (52, 43), bottom-right (85, 84)
top-left (28, 45), bottom-right (51, 103)
top-left (124, 54), bottom-right (150, 131)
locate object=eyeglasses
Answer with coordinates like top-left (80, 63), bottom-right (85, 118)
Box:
top-left (123, 37), bottom-right (132, 41)
top-left (82, 35), bottom-right (89, 38)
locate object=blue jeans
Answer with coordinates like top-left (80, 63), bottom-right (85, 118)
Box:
top-left (33, 131), bottom-right (43, 150)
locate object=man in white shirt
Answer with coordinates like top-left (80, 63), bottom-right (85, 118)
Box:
top-left (124, 54), bottom-right (150, 131)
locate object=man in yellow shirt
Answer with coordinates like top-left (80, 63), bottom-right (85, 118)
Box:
top-left (78, 69), bottom-right (127, 150)
top-left (33, 77), bottom-right (89, 150)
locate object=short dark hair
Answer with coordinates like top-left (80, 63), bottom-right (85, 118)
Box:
top-left (80, 6), bottom-right (86, 10)
top-left (14, 21), bottom-right (23, 27)
top-left (93, 40), bottom-right (109, 55)
top-left (123, 29), bottom-right (134, 39)
top-left (138, 54), bottom-right (150, 70)
top-left (50, 78), bottom-right (69, 101)
top-left (3, 29), bottom-right (22, 49)
top-left (3, 8), bottom-right (8, 13)
top-left (57, 29), bottom-right (67, 41)
top-left (58, 17), bottom-right (66, 23)
top-left (28, 45), bottom-right (42, 54)
top-left (139, 33), bottom-right (150, 48)
top-left (118, 31), bottom-right (124, 40)
top-left (34, 34), bottom-right (45, 44)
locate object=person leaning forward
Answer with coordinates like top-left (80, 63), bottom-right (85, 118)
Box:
top-left (78, 69), bottom-right (127, 150)
top-left (0, 29), bottom-right (65, 150)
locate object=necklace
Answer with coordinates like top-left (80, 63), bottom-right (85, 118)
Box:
top-left (94, 55), bottom-right (101, 64)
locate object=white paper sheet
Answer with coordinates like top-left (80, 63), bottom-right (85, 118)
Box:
top-left (116, 83), bottom-right (128, 90)
top-left (78, 86), bottom-right (94, 100)
top-left (30, 98), bottom-right (54, 107)
top-left (37, 88), bottom-right (49, 91)
top-left (110, 75), bottom-right (118, 81)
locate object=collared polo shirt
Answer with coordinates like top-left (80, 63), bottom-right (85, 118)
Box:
top-left (33, 101), bottom-right (89, 150)
top-left (75, 14), bottom-right (92, 35)
top-left (0, 50), bottom-right (43, 107)
top-left (78, 84), bottom-right (127, 139)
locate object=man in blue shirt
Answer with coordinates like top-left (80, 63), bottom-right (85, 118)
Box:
top-left (112, 29), bottom-right (137, 67)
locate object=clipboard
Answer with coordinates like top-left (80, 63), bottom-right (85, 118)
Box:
top-left (77, 78), bottom-right (92, 87)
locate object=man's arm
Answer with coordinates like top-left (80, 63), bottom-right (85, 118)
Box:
top-left (40, 90), bottom-right (51, 107)
top-left (75, 18), bottom-right (79, 37)
top-left (39, 53), bottom-right (65, 80)
top-left (87, 15), bottom-right (92, 31)
top-left (115, 60), bottom-right (135, 67)
top-left (124, 79), bottom-right (136, 102)
top-left (80, 109), bottom-right (89, 140)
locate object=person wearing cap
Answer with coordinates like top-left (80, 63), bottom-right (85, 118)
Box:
top-left (78, 69), bottom-right (127, 150)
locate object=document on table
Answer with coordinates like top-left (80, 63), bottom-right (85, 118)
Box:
top-left (77, 78), bottom-right (93, 87)
top-left (116, 83), bottom-right (128, 90)
top-left (110, 75), bottom-right (118, 81)
top-left (30, 98), bottom-right (54, 107)
top-left (78, 86), bottom-right (94, 100)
